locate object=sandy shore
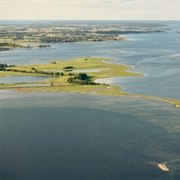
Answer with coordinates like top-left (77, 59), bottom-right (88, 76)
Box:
top-left (157, 164), bottom-right (169, 171)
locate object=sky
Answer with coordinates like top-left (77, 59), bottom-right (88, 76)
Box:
top-left (0, 0), bottom-right (180, 20)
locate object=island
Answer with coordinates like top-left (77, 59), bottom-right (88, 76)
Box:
top-left (0, 57), bottom-right (180, 108)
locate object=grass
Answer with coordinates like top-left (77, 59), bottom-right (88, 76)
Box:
top-left (1, 57), bottom-right (180, 109)
top-left (2, 57), bottom-right (142, 90)
top-left (0, 38), bottom-right (40, 44)
top-left (6, 57), bottom-right (142, 79)
top-left (0, 57), bottom-right (142, 95)
top-left (0, 75), bottom-right (7, 78)
top-left (0, 71), bottom-right (49, 76)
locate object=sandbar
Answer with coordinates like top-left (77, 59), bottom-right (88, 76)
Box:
top-left (157, 163), bottom-right (169, 172)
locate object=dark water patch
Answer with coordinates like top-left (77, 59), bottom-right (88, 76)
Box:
top-left (1, 102), bottom-right (180, 179)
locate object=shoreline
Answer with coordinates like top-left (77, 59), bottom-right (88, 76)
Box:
top-left (0, 85), bottom-right (179, 110)
top-left (0, 57), bottom-right (180, 109)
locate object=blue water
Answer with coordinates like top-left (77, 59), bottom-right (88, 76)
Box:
top-left (95, 30), bottom-right (180, 99)
top-left (1, 91), bottom-right (180, 180)
top-left (1, 21), bottom-right (180, 180)
top-left (1, 21), bottom-right (180, 99)
top-left (0, 76), bottom-right (51, 84)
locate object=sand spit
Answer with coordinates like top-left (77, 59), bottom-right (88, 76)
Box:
top-left (157, 163), bottom-right (169, 172)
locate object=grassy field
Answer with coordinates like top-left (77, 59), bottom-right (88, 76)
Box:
top-left (0, 57), bottom-right (141, 91)
top-left (0, 75), bottom-right (7, 78)
top-left (4, 57), bottom-right (142, 78)
top-left (0, 57), bottom-right (141, 93)
top-left (0, 71), bottom-right (48, 76)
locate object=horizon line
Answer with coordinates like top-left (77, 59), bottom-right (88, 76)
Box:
top-left (1, 19), bottom-right (180, 21)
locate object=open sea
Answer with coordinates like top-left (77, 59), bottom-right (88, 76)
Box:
top-left (1, 91), bottom-right (180, 180)
top-left (1, 20), bottom-right (180, 179)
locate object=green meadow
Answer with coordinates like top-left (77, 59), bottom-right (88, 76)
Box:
top-left (0, 57), bottom-right (180, 108)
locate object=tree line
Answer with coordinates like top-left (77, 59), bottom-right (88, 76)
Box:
top-left (0, 63), bottom-right (15, 70)
top-left (0, 67), bottom-right (64, 76)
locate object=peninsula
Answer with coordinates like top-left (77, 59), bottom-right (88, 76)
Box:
top-left (0, 57), bottom-right (142, 91)
top-left (0, 57), bottom-right (180, 108)
top-left (0, 42), bottom-right (50, 51)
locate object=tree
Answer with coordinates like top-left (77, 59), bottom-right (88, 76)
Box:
top-left (76, 73), bottom-right (87, 80)
top-left (31, 67), bottom-right (36, 70)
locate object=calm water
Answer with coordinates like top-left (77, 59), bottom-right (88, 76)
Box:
top-left (0, 76), bottom-right (51, 84)
top-left (1, 21), bottom-right (180, 180)
top-left (1, 21), bottom-right (180, 99)
top-left (43, 68), bottom-right (107, 73)
top-left (1, 91), bottom-right (180, 180)
top-left (96, 26), bottom-right (180, 99)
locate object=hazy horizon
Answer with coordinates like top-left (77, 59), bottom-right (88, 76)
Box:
top-left (1, 0), bottom-right (180, 21)
top-left (1, 19), bottom-right (180, 21)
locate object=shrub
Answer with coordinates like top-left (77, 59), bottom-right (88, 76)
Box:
top-left (63, 66), bottom-right (74, 69)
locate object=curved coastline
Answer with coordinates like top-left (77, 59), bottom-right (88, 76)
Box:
top-left (0, 57), bottom-right (180, 109)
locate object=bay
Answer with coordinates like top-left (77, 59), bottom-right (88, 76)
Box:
top-left (1, 21), bottom-right (180, 179)
top-left (1, 91), bottom-right (180, 180)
